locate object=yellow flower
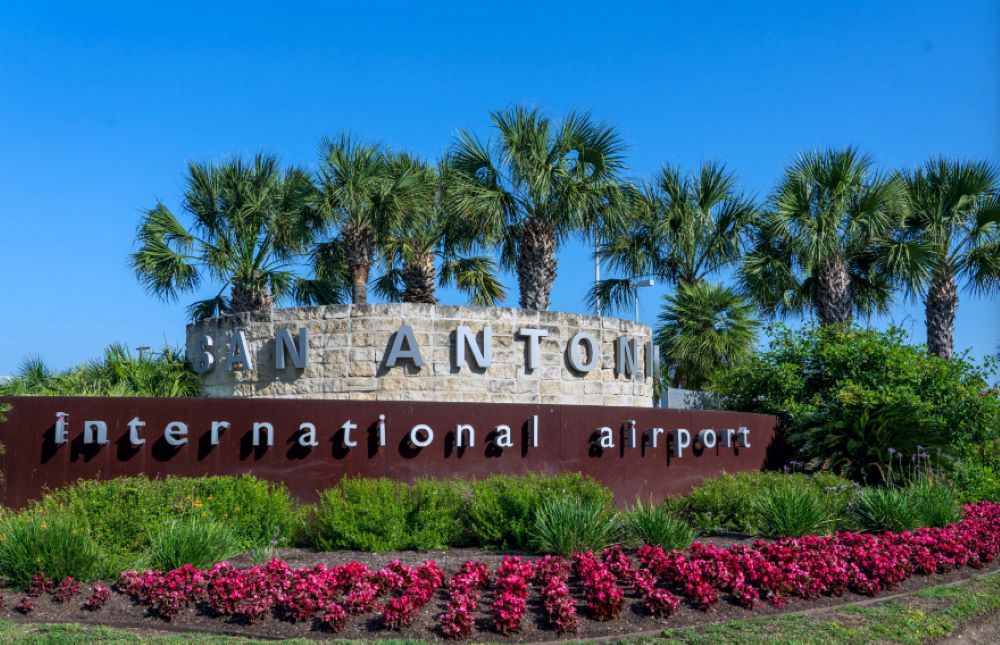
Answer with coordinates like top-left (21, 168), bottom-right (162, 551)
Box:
top-left (192, 499), bottom-right (203, 509)
top-left (207, 495), bottom-right (214, 501)
top-left (234, 506), bottom-right (240, 513)
top-left (39, 521), bottom-right (47, 530)
top-left (35, 557), bottom-right (42, 564)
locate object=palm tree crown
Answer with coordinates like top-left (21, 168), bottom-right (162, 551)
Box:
top-left (593, 161), bottom-right (758, 314)
top-left (900, 158), bottom-right (999, 359)
top-left (741, 147), bottom-right (907, 324)
top-left (314, 135), bottom-right (429, 305)
top-left (130, 154), bottom-right (317, 320)
top-left (655, 282), bottom-right (760, 389)
top-left (373, 157), bottom-right (506, 306)
top-left (445, 107), bottom-right (626, 310)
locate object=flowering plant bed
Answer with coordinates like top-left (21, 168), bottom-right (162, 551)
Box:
top-left (2, 502), bottom-right (1000, 642)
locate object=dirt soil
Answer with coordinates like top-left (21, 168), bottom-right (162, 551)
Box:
top-left (4, 543), bottom-right (1000, 643)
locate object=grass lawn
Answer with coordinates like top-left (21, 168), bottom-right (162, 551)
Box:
top-left (2, 572), bottom-right (1000, 644)
top-left (656, 569), bottom-right (1000, 644)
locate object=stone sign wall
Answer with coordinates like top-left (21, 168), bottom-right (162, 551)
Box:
top-left (186, 304), bottom-right (655, 407)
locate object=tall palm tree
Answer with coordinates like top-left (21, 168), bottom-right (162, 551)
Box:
top-left (741, 147), bottom-right (907, 325)
top-left (130, 154), bottom-right (317, 320)
top-left (655, 282), bottom-right (760, 389)
top-left (315, 135), bottom-right (428, 305)
top-left (373, 158), bottom-right (506, 306)
top-left (900, 158), bottom-right (1000, 359)
top-left (591, 162), bottom-right (758, 314)
top-left (445, 108), bottom-right (627, 311)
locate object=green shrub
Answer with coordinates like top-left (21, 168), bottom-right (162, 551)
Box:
top-left (147, 516), bottom-right (242, 571)
top-left (906, 480), bottom-right (962, 528)
top-left (466, 473), bottom-right (612, 550)
top-left (530, 497), bottom-right (619, 556)
top-left (408, 479), bottom-right (469, 549)
top-left (38, 475), bottom-right (300, 563)
top-left (685, 471), bottom-right (854, 534)
top-left (848, 487), bottom-right (921, 533)
top-left (312, 477), bottom-right (412, 551)
top-left (750, 487), bottom-right (835, 538)
top-left (0, 344), bottom-right (200, 397)
top-left (951, 444), bottom-right (1000, 503)
top-left (711, 325), bottom-right (1000, 484)
top-left (621, 499), bottom-right (696, 550)
top-left (0, 510), bottom-right (107, 586)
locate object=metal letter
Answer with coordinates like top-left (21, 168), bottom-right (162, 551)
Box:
top-left (454, 325), bottom-right (492, 369)
top-left (598, 426), bottom-right (615, 449)
top-left (385, 324), bottom-right (424, 368)
top-left (164, 421), bottom-right (188, 446)
top-left (455, 423), bottom-right (475, 448)
top-left (342, 420), bottom-right (357, 447)
top-left (672, 428), bottom-right (691, 458)
top-left (227, 330), bottom-right (254, 371)
top-left (645, 340), bottom-right (660, 382)
top-left (494, 424), bottom-right (513, 448)
top-left (378, 414), bottom-right (386, 447)
top-left (567, 332), bottom-right (599, 373)
top-left (298, 422), bottom-right (319, 447)
top-left (530, 415), bottom-right (539, 447)
top-left (83, 420), bottom-right (108, 445)
top-left (737, 426), bottom-right (751, 448)
top-left (252, 421), bottom-right (274, 447)
top-left (410, 423), bottom-right (434, 447)
top-left (648, 427), bottom-right (665, 448)
top-left (275, 327), bottom-right (309, 370)
top-left (54, 412), bottom-right (69, 445)
top-left (211, 421), bottom-right (230, 445)
top-left (616, 336), bottom-right (637, 378)
top-left (516, 328), bottom-right (548, 372)
top-left (699, 428), bottom-right (718, 449)
top-left (191, 334), bottom-right (215, 375)
top-left (128, 416), bottom-right (146, 445)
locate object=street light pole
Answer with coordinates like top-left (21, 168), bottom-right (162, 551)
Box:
top-left (629, 278), bottom-right (655, 322)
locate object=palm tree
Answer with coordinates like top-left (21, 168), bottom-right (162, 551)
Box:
top-left (130, 154), bottom-right (317, 320)
top-left (592, 162), bottom-right (758, 314)
top-left (741, 147), bottom-right (907, 325)
top-left (373, 158), bottom-right (506, 306)
top-left (445, 107), bottom-right (626, 311)
top-left (655, 282), bottom-right (760, 389)
top-left (314, 135), bottom-right (428, 305)
top-left (900, 158), bottom-right (1000, 359)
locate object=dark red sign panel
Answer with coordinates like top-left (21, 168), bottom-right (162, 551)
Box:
top-left (0, 397), bottom-right (776, 508)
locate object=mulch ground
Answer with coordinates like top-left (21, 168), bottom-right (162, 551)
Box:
top-left (4, 542), bottom-right (1000, 643)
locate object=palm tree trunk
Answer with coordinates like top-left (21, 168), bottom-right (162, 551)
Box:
top-left (815, 257), bottom-right (853, 325)
top-left (516, 218), bottom-right (557, 311)
top-left (925, 267), bottom-right (958, 360)
top-left (230, 282), bottom-right (273, 314)
top-left (343, 224), bottom-right (374, 305)
top-left (402, 252), bottom-right (438, 304)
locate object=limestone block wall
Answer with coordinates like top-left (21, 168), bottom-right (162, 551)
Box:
top-left (186, 304), bottom-right (655, 407)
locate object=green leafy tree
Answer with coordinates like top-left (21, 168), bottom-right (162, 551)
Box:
top-left (711, 325), bottom-right (1000, 483)
top-left (445, 107), bottom-right (626, 310)
top-left (313, 135), bottom-right (431, 305)
top-left (373, 158), bottom-right (506, 306)
top-left (899, 158), bottom-right (1000, 359)
top-left (593, 162), bottom-right (758, 313)
top-left (655, 282), bottom-right (760, 388)
top-left (741, 147), bottom-right (908, 325)
top-left (130, 154), bottom-right (318, 320)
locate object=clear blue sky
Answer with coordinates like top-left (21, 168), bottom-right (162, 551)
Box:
top-left (1, 1), bottom-right (998, 375)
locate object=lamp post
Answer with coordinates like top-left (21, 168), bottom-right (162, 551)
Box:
top-left (629, 278), bottom-right (655, 322)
